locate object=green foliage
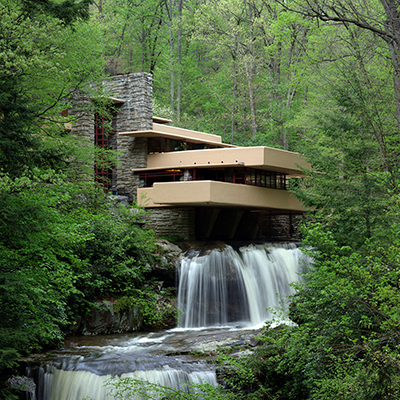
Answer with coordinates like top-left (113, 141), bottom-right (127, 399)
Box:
top-left (92, 0), bottom-right (168, 75)
top-left (240, 219), bottom-right (400, 399)
top-left (95, 0), bottom-right (311, 147)
top-left (292, 66), bottom-right (398, 247)
top-left (20, 0), bottom-right (92, 25)
top-left (239, 13), bottom-right (400, 396)
top-left (113, 290), bottom-right (176, 329)
top-left (105, 377), bottom-right (237, 400)
top-left (0, 166), bottom-right (158, 373)
top-left (0, 2), bottom-right (158, 389)
top-left (0, 0), bottom-right (104, 177)
top-left (215, 352), bottom-right (256, 396)
top-left (2, 2), bottom-right (400, 400)
top-left (72, 205), bottom-right (155, 302)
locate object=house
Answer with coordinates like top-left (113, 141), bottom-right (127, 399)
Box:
top-left (69, 73), bottom-right (310, 241)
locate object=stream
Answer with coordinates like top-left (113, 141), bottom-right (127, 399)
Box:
top-left (25, 242), bottom-right (309, 400)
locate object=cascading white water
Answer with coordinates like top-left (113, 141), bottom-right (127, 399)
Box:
top-left (27, 242), bottom-right (308, 400)
top-left (28, 341), bottom-right (218, 400)
top-left (177, 243), bottom-right (307, 329)
top-left (36, 365), bottom-right (217, 400)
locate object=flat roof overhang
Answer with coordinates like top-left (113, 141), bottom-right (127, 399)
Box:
top-left (92, 96), bottom-right (125, 104)
top-left (119, 123), bottom-right (235, 148)
top-left (153, 116), bottom-right (172, 124)
top-left (134, 146), bottom-right (310, 177)
top-left (137, 181), bottom-right (305, 212)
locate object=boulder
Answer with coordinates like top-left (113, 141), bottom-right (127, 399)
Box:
top-left (81, 300), bottom-right (143, 335)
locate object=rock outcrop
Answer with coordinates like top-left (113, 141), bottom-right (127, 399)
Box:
top-left (67, 239), bottom-right (183, 336)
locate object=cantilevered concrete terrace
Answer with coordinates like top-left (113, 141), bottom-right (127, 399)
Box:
top-left (136, 146), bottom-right (308, 177)
top-left (137, 181), bottom-right (304, 212)
top-left (121, 120), bottom-right (310, 214)
top-left (120, 123), bottom-right (234, 148)
top-left (135, 149), bottom-right (308, 212)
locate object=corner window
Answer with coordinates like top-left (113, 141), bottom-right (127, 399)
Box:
top-left (94, 112), bottom-right (116, 192)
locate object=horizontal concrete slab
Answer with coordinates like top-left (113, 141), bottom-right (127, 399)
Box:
top-left (143, 146), bottom-right (309, 176)
top-left (137, 181), bottom-right (304, 212)
top-left (119, 123), bottom-right (234, 148)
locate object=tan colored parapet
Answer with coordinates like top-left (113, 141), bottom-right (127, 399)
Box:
top-left (152, 123), bottom-right (222, 143)
top-left (136, 187), bottom-right (160, 208)
top-left (119, 130), bottom-right (233, 148)
top-left (137, 181), bottom-right (305, 212)
top-left (143, 146), bottom-right (310, 176)
top-left (153, 116), bottom-right (172, 124)
top-left (119, 123), bottom-right (234, 148)
top-left (93, 96), bottom-right (125, 104)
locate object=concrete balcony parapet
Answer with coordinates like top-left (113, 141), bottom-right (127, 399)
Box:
top-left (137, 181), bottom-right (304, 212)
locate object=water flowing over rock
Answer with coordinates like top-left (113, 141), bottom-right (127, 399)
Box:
top-left (177, 243), bottom-right (306, 328)
top-left (25, 242), bottom-right (309, 400)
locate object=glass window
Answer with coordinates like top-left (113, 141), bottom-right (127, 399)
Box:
top-left (247, 169), bottom-right (255, 185)
top-left (234, 168), bottom-right (246, 184)
top-left (94, 112), bottom-right (115, 192)
top-left (255, 170), bottom-right (261, 186)
top-left (272, 172), bottom-right (277, 188)
top-left (266, 172), bottom-right (271, 188)
top-left (226, 169), bottom-right (233, 183)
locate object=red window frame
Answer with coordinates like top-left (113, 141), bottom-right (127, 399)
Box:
top-left (137, 167), bottom-right (287, 190)
top-left (95, 112), bottom-right (115, 192)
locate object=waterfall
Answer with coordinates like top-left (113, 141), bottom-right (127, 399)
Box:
top-left (28, 349), bottom-right (217, 400)
top-left (31, 364), bottom-right (217, 400)
top-left (177, 243), bottom-right (306, 329)
top-left (26, 242), bottom-right (308, 400)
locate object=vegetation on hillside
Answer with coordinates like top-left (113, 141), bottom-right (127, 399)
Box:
top-left (0, 1), bottom-right (161, 398)
top-left (2, 0), bottom-right (400, 399)
top-left (97, 0), bottom-right (400, 398)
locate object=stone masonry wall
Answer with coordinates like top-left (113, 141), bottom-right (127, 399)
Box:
top-left (70, 73), bottom-right (152, 201)
top-left (257, 213), bottom-right (302, 241)
top-left (144, 208), bottom-right (196, 241)
top-left (105, 73), bottom-right (152, 201)
top-left (68, 94), bottom-right (96, 183)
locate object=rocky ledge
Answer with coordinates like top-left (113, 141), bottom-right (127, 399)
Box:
top-left (67, 239), bottom-right (182, 336)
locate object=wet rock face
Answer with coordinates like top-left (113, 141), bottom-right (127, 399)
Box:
top-left (81, 301), bottom-right (143, 336)
top-left (156, 239), bottom-right (184, 258)
top-left (151, 239), bottom-right (183, 287)
top-left (7, 375), bottom-right (36, 395)
top-left (69, 295), bottom-right (177, 336)
top-left (155, 239), bottom-right (184, 270)
top-left (66, 239), bottom-right (183, 336)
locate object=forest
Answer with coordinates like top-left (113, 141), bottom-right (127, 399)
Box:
top-left (1, 0), bottom-right (400, 398)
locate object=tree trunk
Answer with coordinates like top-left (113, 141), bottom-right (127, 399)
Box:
top-left (380, 0), bottom-right (400, 143)
top-left (244, 59), bottom-right (257, 136)
top-left (231, 53), bottom-right (238, 145)
top-left (176, 0), bottom-right (183, 123)
top-left (168, 0), bottom-right (175, 113)
top-left (245, 1), bottom-right (256, 136)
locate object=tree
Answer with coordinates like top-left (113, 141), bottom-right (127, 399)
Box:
top-left (0, 170), bottom-right (158, 387)
top-left (193, 0), bottom-right (265, 138)
top-left (278, 0), bottom-right (400, 144)
top-left (0, 0), bottom-right (106, 393)
top-left (238, 4), bottom-right (400, 397)
top-left (0, 0), bottom-right (104, 176)
top-left (244, 219), bottom-right (400, 399)
top-left (293, 75), bottom-right (395, 246)
top-left (231, 4), bottom-right (400, 397)
top-left (283, 0), bottom-right (400, 245)
top-left (92, 0), bottom-right (169, 74)
top-left (186, 0), bottom-right (310, 147)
